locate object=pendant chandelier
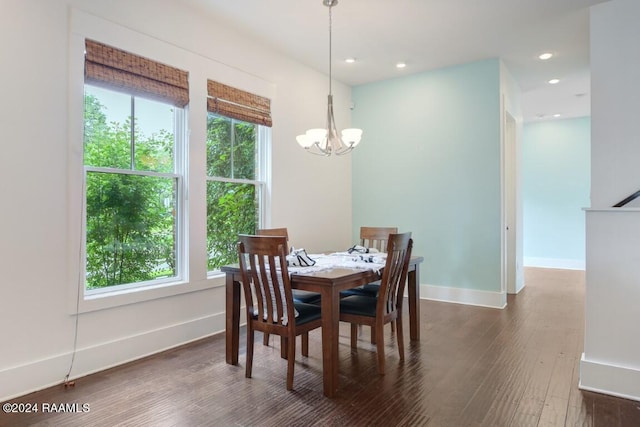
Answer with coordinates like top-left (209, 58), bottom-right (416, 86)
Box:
top-left (296, 0), bottom-right (363, 156)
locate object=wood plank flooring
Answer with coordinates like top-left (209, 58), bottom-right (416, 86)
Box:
top-left (2, 267), bottom-right (640, 426)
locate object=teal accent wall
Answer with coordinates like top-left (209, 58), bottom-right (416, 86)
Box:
top-left (523, 117), bottom-right (590, 264)
top-left (351, 59), bottom-right (502, 292)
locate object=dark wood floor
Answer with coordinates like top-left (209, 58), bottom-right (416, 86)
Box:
top-left (2, 267), bottom-right (640, 426)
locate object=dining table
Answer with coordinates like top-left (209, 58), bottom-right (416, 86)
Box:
top-left (221, 253), bottom-right (424, 398)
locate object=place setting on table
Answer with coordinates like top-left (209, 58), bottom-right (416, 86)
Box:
top-left (222, 229), bottom-right (424, 397)
top-left (285, 245), bottom-right (389, 275)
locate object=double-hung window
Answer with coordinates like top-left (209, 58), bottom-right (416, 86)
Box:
top-left (205, 80), bottom-right (272, 272)
top-left (83, 40), bottom-right (189, 293)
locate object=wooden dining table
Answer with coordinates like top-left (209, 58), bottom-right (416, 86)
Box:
top-left (222, 255), bottom-right (424, 397)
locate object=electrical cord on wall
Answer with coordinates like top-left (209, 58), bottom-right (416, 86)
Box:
top-left (63, 177), bottom-right (85, 388)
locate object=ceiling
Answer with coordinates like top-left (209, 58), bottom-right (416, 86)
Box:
top-left (180, 0), bottom-right (609, 122)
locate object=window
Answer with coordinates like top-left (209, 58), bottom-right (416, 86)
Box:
top-left (83, 40), bottom-right (188, 293)
top-left (206, 80), bottom-right (272, 272)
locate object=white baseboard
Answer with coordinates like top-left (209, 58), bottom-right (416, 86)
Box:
top-left (421, 284), bottom-right (506, 309)
top-left (0, 313), bottom-right (225, 402)
top-left (524, 257), bottom-right (585, 270)
top-left (579, 353), bottom-right (640, 402)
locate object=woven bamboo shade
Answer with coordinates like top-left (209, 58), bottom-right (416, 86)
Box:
top-left (207, 80), bottom-right (272, 127)
top-left (85, 39), bottom-right (189, 108)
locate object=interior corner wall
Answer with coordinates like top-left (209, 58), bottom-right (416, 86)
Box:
top-left (351, 59), bottom-right (504, 308)
top-left (522, 118), bottom-right (590, 270)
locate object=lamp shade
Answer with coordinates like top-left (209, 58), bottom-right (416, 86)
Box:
top-left (340, 128), bottom-right (363, 147)
top-left (296, 129), bottom-right (327, 149)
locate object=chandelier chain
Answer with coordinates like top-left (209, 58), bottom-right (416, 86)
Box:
top-left (328, 4), bottom-right (333, 96)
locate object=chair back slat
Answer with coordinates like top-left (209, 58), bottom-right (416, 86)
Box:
top-left (360, 226), bottom-right (398, 252)
top-left (377, 233), bottom-right (413, 318)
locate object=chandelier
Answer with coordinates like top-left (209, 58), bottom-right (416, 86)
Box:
top-left (296, 0), bottom-right (363, 156)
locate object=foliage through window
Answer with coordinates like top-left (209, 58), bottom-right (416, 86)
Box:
top-left (206, 113), bottom-right (264, 271)
top-left (83, 85), bottom-right (184, 291)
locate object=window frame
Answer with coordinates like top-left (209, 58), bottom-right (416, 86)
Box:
top-left (81, 79), bottom-right (188, 296)
top-left (205, 114), bottom-right (269, 275)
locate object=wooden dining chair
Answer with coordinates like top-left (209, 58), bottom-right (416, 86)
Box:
top-left (340, 226), bottom-right (400, 343)
top-left (256, 228), bottom-right (321, 346)
top-left (339, 232), bottom-right (413, 375)
top-left (341, 226), bottom-right (398, 299)
top-left (237, 234), bottom-right (322, 390)
top-left (359, 226), bottom-right (399, 252)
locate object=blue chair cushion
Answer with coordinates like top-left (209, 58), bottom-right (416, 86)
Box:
top-left (249, 301), bottom-right (320, 325)
top-left (292, 290), bottom-right (321, 304)
top-left (293, 301), bottom-right (322, 325)
top-left (340, 281), bottom-right (380, 298)
top-left (339, 295), bottom-right (377, 317)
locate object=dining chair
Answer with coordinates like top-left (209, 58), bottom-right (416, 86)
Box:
top-left (359, 226), bottom-right (399, 252)
top-left (340, 226), bottom-right (400, 343)
top-left (256, 228), bottom-right (322, 346)
top-left (341, 226), bottom-right (398, 299)
top-left (237, 234), bottom-right (322, 390)
top-left (339, 232), bottom-right (413, 375)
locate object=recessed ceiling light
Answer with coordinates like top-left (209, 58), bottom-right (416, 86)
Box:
top-left (345, 58), bottom-right (356, 63)
top-left (396, 62), bottom-right (406, 69)
top-left (548, 78), bottom-right (560, 84)
top-left (539, 52), bottom-right (553, 60)
top-left (553, 113), bottom-right (562, 118)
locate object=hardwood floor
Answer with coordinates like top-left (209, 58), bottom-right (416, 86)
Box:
top-left (2, 267), bottom-right (639, 426)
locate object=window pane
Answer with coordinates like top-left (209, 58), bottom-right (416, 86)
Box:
top-left (85, 171), bottom-right (178, 289)
top-left (206, 181), bottom-right (257, 270)
top-left (232, 121), bottom-right (256, 180)
top-left (84, 86), bottom-right (133, 169)
top-left (206, 114), bottom-right (232, 177)
top-left (134, 97), bottom-right (175, 173)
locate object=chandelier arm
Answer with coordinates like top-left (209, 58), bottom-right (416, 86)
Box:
top-left (335, 143), bottom-right (355, 155)
top-left (306, 142), bottom-right (331, 156)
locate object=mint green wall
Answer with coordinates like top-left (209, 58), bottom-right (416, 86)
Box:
top-left (351, 59), bottom-right (502, 292)
top-left (523, 117), bottom-right (590, 265)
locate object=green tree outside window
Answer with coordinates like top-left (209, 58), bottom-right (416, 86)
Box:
top-left (83, 90), bottom-right (178, 289)
top-left (206, 114), bottom-right (261, 270)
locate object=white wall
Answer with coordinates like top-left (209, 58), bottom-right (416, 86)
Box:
top-left (0, 0), bottom-right (354, 400)
top-left (581, 0), bottom-right (640, 401)
top-left (589, 0), bottom-right (640, 208)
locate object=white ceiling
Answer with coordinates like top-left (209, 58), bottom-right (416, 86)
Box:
top-left (180, 0), bottom-right (610, 122)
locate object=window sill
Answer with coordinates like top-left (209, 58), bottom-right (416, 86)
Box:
top-left (72, 275), bottom-right (225, 315)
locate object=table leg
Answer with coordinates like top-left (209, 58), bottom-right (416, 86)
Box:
top-left (225, 272), bottom-right (241, 365)
top-left (408, 264), bottom-right (421, 341)
top-left (320, 287), bottom-right (340, 397)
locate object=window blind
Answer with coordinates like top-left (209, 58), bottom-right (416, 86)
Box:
top-left (84, 39), bottom-right (189, 108)
top-left (207, 80), bottom-right (272, 127)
